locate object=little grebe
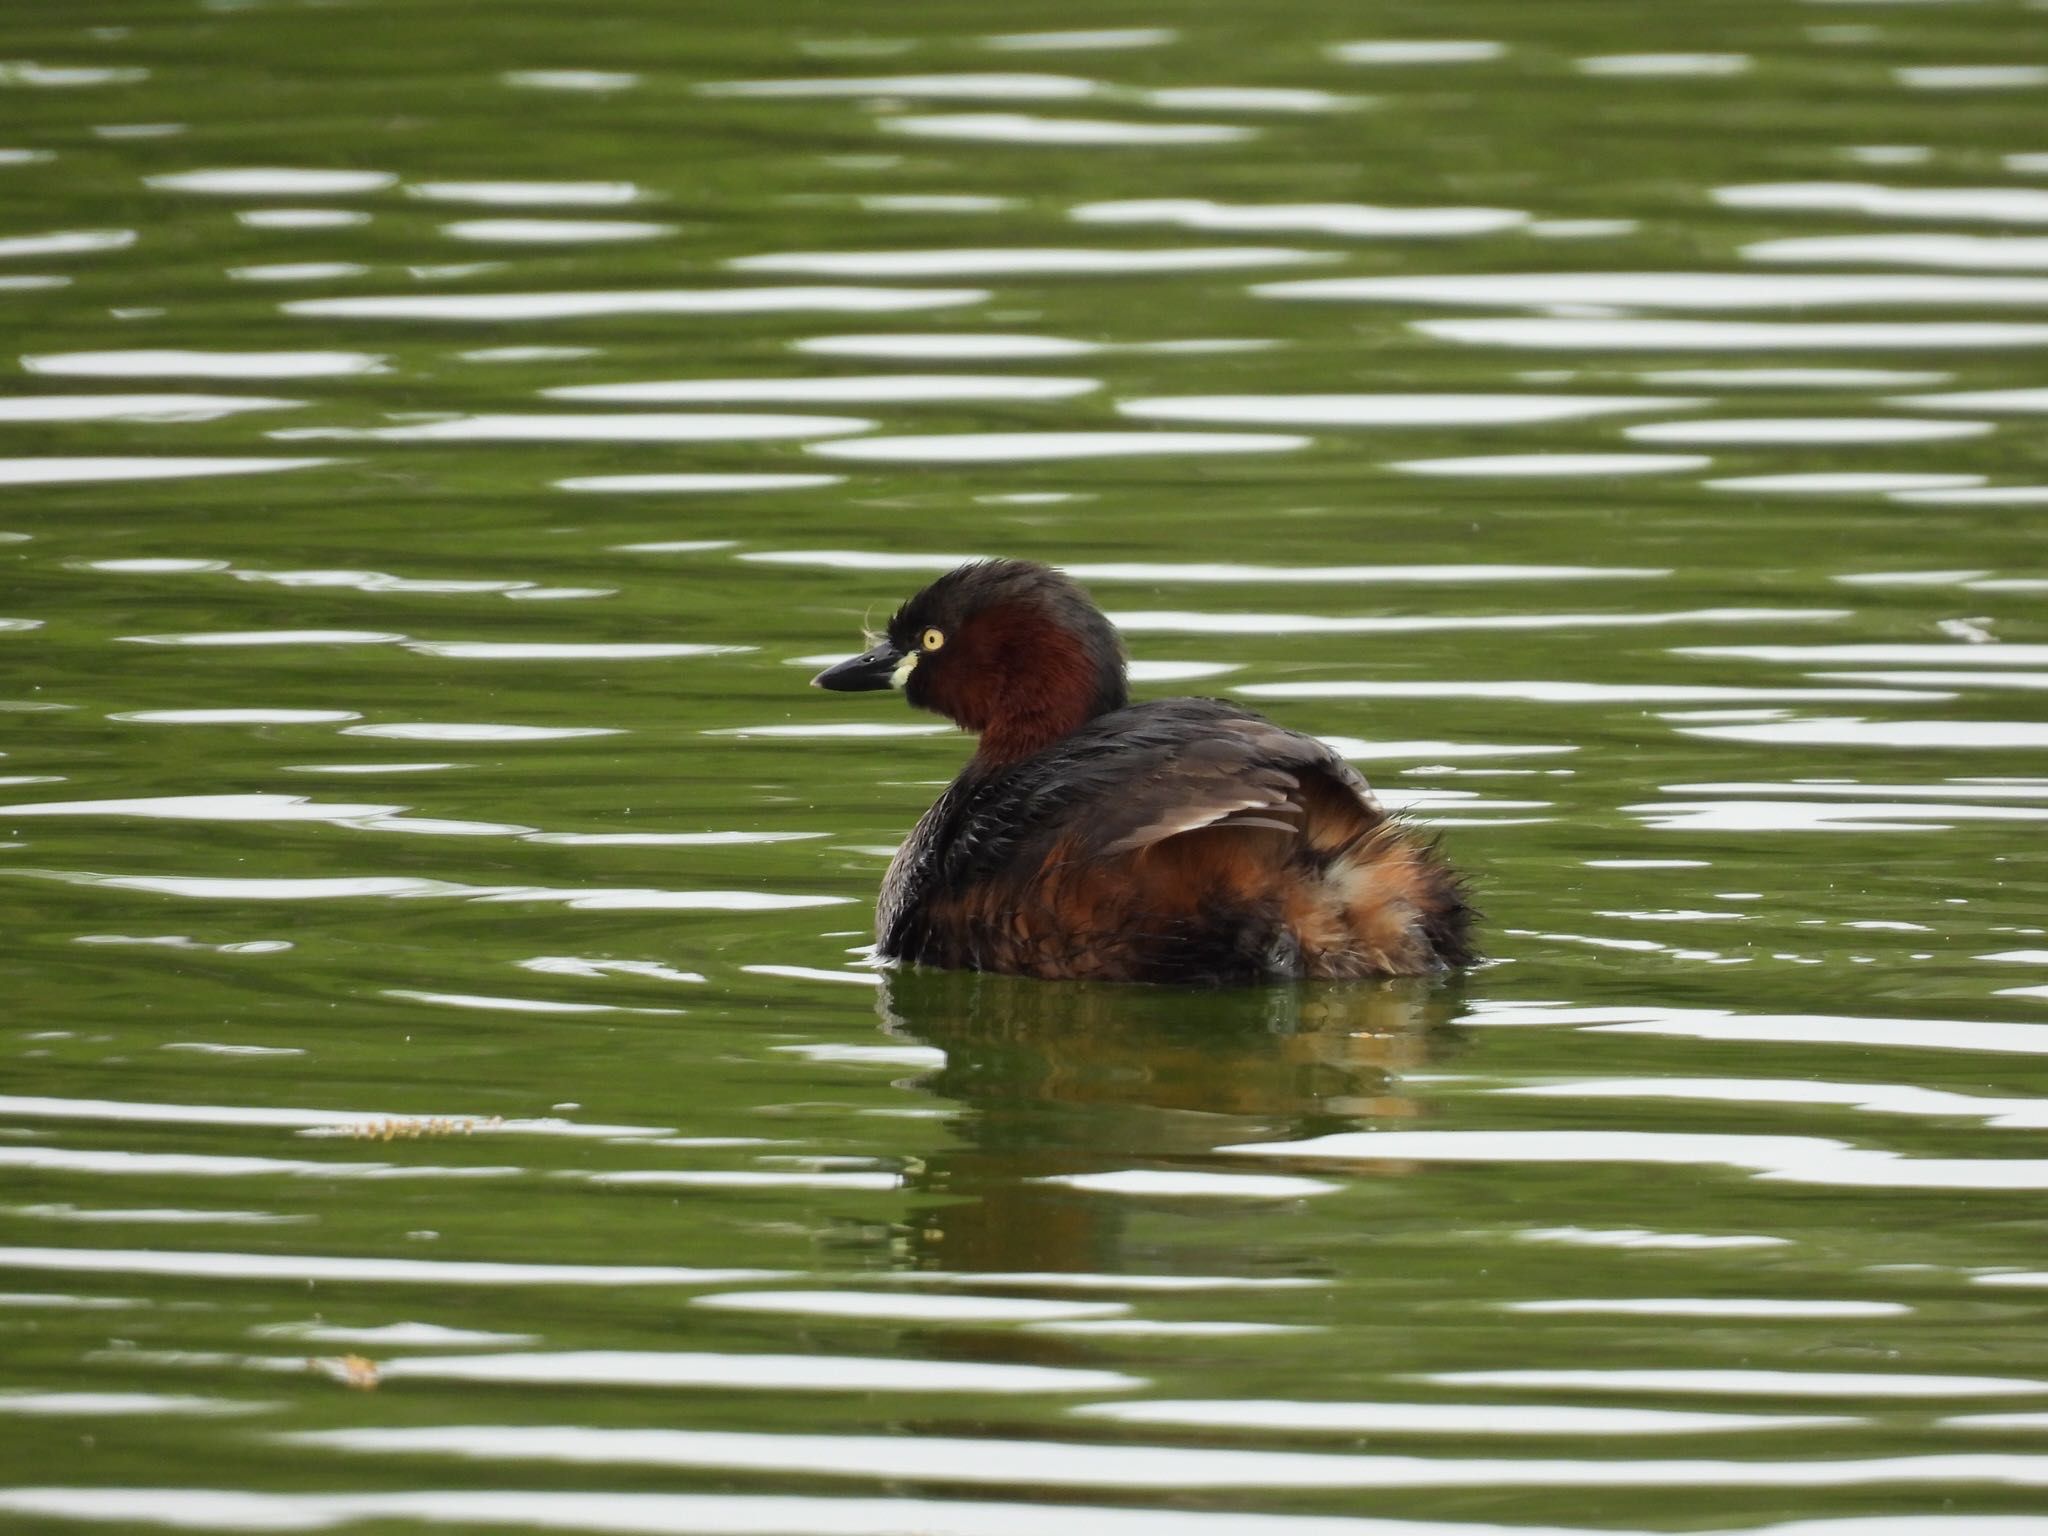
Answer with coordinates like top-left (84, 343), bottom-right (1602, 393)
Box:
top-left (813, 559), bottom-right (1474, 985)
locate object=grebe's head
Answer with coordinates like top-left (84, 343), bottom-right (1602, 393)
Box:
top-left (812, 559), bottom-right (1127, 761)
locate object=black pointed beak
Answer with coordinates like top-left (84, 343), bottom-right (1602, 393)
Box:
top-left (811, 641), bottom-right (903, 692)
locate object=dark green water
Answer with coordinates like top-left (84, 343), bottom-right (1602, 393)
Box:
top-left (4, 1), bottom-right (2048, 1532)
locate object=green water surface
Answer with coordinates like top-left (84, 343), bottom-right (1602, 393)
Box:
top-left (3, 1), bottom-right (2047, 1532)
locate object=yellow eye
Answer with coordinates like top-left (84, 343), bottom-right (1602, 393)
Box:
top-left (920, 627), bottom-right (945, 652)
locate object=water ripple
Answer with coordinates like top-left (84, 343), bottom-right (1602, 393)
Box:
top-left (550, 375), bottom-right (1097, 404)
top-left (1075, 198), bottom-right (1527, 238)
top-left (1260, 272), bottom-right (2048, 308)
top-left (0, 1246), bottom-right (773, 1285)
top-left (21, 349), bottom-right (385, 378)
top-left (0, 457), bottom-right (331, 485)
top-left (1119, 393), bottom-right (1695, 426)
top-left (1417, 319), bottom-right (2048, 350)
top-left (810, 431), bottom-right (1307, 462)
top-left (880, 113), bottom-right (1254, 145)
top-left (284, 287), bottom-right (987, 321)
top-left (732, 247), bottom-right (1328, 277)
top-left (699, 73), bottom-right (1100, 100)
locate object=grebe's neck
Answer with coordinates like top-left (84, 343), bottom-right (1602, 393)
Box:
top-left (952, 604), bottom-right (1126, 766)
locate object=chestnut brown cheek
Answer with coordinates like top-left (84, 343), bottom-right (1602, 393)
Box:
top-left (933, 666), bottom-right (996, 733)
top-left (919, 603), bottom-right (1105, 761)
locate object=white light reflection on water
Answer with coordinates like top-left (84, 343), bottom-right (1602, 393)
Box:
top-left (1632, 797), bottom-right (2048, 831)
top-left (1329, 40), bottom-right (1505, 65)
top-left (1423, 1370), bottom-right (2048, 1399)
top-left (1118, 394), bottom-right (1695, 426)
top-left (1389, 454), bottom-right (1709, 476)
top-left (731, 247), bottom-right (1328, 276)
top-left (793, 332), bottom-right (1100, 358)
top-left (442, 219), bottom-right (673, 243)
top-left (1638, 368), bottom-right (1948, 387)
top-left (879, 114), bottom-right (1255, 146)
top-left (21, 349), bottom-right (385, 377)
top-left (1321, 737), bottom-right (1575, 761)
top-left (1681, 644), bottom-right (2048, 666)
top-left (406, 180), bottom-right (644, 205)
top-left (1137, 88), bottom-right (1357, 113)
top-left (984, 28), bottom-right (1177, 51)
top-left (0, 1487), bottom-right (1731, 1535)
top-left (1507, 1076), bottom-right (2048, 1131)
top-left (1076, 1400), bottom-right (1846, 1435)
top-left (1893, 485), bottom-right (2048, 505)
top-left (1517, 1227), bottom-right (1785, 1250)
top-left (810, 431), bottom-right (1308, 462)
top-left (251, 1320), bottom-right (535, 1346)
top-left (10, 866), bottom-right (848, 911)
top-left (230, 261), bottom-right (369, 283)
top-left (519, 956), bottom-right (707, 985)
top-left (1745, 234), bottom-right (2048, 270)
top-left (0, 63), bottom-right (147, 87)
top-left (237, 209), bottom-right (367, 230)
top-left (1464, 1000), bottom-right (2048, 1058)
top-left (266, 1349), bottom-right (1139, 1394)
top-left (1417, 319), bottom-right (2048, 350)
top-left (1716, 181), bottom-right (2048, 224)
top-left (0, 1246), bottom-right (774, 1285)
top-left (701, 73), bottom-right (1099, 99)
top-left (1222, 1126), bottom-right (2048, 1188)
top-left (550, 375), bottom-right (1097, 403)
top-left (573, 1170), bottom-right (899, 1189)
top-left (1114, 609), bottom-right (1840, 637)
top-left (0, 395), bottom-right (302, 422)
top-left (692, 1291), bottom-right (1124, 1322)
top-left (122, 628), bottom-right (406, 647)
top-left (384, 988), bottom-right (680, 1017)
top-left (1074, 199), bottom-right (1528, 238)
top-left (1897, 65), bottom-right (2048, 91)
top-left (1260, 272), bottom-right (2048, 308)
top-left (284, 287), bottom-right (986, 321)
top-left (0, 1093), bottom-right (656, 1137)
top-left (571, 474), bottom-right (841, 493)
top-left (1706, 473), bottom-right (1984, 494)
top-left (1626, 418), bottom-right (1990, 445)
top-left (0, 229), bottom-right (132, 258)
top-left (1577, 53), bottom-right (1751, 77)
top-left (405, 642), bottom-right (748, 660)
top-left (708, 722), bottom-right (952, 738)
top-left (0, 1392), bottom-right (268, 1417)
top-left (1240, 682), bottom-right (1948, 703)
top-left (742, 550), bottom-right (1668, 582)
top-left (0, 1146), bottom-right (520, 1181)
top-left (853, 193), bottom-right (1019, 213)
top-left (277, 412), bottom-right (871, 443)
top-left (1028, 1320), bottom-right (1314, 1337)
top-left (1679, 720), bottom-right (2048, 750)
top-left (145, 168), bottom-right (395, 195)
top-left (1893, 386), bottom-right (2048, 413)
top-left (339, 721), bottom-right (615, 740)
top-left (1036, 1171), bottom-right (1339, 1198)
top-left (0, 457), bottom-right (332, 486)
top-left (1504, 1299), bottom-right (1907, 1318)
top-left (501, 69), bottom-right (638, 91)
top-left (277, 1428), bottom-right (2048, 1492)
top-left (7, 1201), bottom-right (304, 1224)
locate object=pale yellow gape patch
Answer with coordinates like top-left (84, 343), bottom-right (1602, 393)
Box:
top-left (894, 626), bottom-right (944, 687)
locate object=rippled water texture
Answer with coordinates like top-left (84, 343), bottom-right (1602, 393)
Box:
top-left (4, 2), bottom-right (2048, 1533)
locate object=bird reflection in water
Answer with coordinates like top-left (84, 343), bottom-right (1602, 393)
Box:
top-left (873, 967), bottom-right (1466, 1278)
